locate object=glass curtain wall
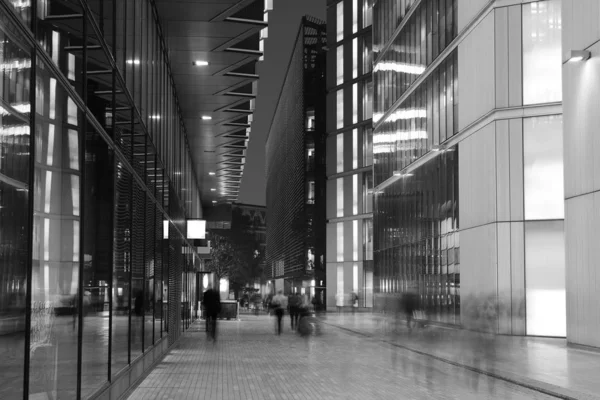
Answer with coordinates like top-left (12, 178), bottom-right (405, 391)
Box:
top-left (372, 0), bottom-right (459, 322)
top-left (0, 1), bottom-right (203, 398)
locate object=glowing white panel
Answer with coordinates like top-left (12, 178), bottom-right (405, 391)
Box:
top-left (352, 175), bottom-right (358, 215)
top-left (353, 220), bottom-right (358, 260)
top-left (68, 53), bottom-right (75, 80)
top-left (67, 97), bottom-right (77, 125)
top-left (337, 46), bottom-right (344, 85)
top-left (44, 171), bottom-right (52, 214)
top-left (524, 115), bottom-right (564, 220)
top-left (352, 38), bottom-right (358, 78)
top-left (71, 175), bottom-right (80, 216)
top-left (52, 31), bottom-right (59, 65)
top-left (352, 0), bottom-right (358, 33)
top-left (187, 219), bottom-right (206, 239)
top-left (337, 223), bottom-right (344, 261)
top-left (163, 220), bottom-right (169, 239)
top-left (68, 129), bottom-right (78, 170)
top-left (73, 220), bottom-right (80, 262)
top-left (352, 83), bottom-right (358, 124)
top-left (337, 265), bottom-right (344, 295)
top-left (46, 124), bottom-right (55, 166)
top-left (337, 134), bottom-right (344, 173)
top-left (352, 129), bottom-right (358, 169)
top-left (336, 90), bottom-right (344, 129)
top-left (43, 218), bottom-right (49, 261)
top-left (337, 178), bottom-right (344, 217)
top-left (49, 78), bottom-right (56, 119)
top-left (523, 0), bottom-right (562, 104)
top-left (353, 264), bottom-right (358, 292)
top-left (525, 220), bottom-right (566, 337)
top-left (336, 2), bottom-right (344, 42)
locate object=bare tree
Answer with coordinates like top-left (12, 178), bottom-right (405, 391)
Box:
top-left (205, 233), bottom-right (243, 289)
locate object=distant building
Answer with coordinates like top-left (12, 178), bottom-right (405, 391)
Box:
top-left (265, 17), bottom-right (327, 303)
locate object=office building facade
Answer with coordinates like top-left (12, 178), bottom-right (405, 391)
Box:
top-left (371, 0), bottom-right (566, 337)
top-left (0, 0), bottom-right (266, 398)
top-left (325, 0), bottom-right (374, 310)
top-left (265, 17), bottom-right (327, 301)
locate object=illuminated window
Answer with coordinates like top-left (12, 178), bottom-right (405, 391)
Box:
top-left (362, 0), bottom-right (373, 28)
top-left (352, 129), bottom-right (358, 169)
top-left (337, 45), bottom-right (344, 85)
top-left (352, 0), bottom-right (358, 33)
top-left (352, 38), bottom-right (358, 79)
top-left (523, 0), bottom-right (562, 104)
top-left (363, 80), bottom-right (373, 120)
top-left (336, 90), bottom-right (344, 129)
top-left (353, 220), bottom-right (358, 260)
top-left (336, 2), bottom-right (344, 42)
top-left (337, 178), bottom-right (344, 217)
top-left (337, 134), bottom-right (344, 173)
top-left (524, 115), bottom-right (564, 220)
top-left (363, 127), bottom-right (373, 166)
top-left (352, 174), bottom-right (358, 215)
top-left (353, 264), bottom-right (358, 293)
top-left (352, 83), bottom-right (358, 124)
top-left (337, 223), bottom-right (344, 261)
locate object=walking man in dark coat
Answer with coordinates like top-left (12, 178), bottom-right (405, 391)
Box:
top-left (203, 285), bottom-right (221, 341)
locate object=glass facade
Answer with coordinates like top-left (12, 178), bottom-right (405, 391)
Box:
top-left (373, 148), bottom-right (459, 323)
top-left (0, 1), bottom-right (203, 398)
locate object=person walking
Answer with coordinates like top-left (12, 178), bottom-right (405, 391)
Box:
top-left (351, 291), bottom-right (359, 315)
top-left (401, 290), bottom-right (419, 333)
top-left (271, 290), bottom-right (288, 335)
top-left (203, 285), bottom-right (221, 341)
top-left (288, 293), bottom-right (301, 330)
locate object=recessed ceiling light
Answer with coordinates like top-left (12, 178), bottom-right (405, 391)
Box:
top-left (212, 200), bottom-right (217, 204)
top-left (193, 60), bottom-right (209, 66)
top-left (150, 115), bottom-right (160, 119)
top-left (126, 59), bottom-right (140, 65)
top-left (210, 188), bottom-right (216, 191)
top-left (202, 115), bottom-right (212, 120)
top-left (208, 171), bottom-right (216, 176)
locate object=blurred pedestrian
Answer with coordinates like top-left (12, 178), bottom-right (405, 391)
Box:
top-left (289, 293), bottom-right (301, 330)
top-left (203, 285), bottom-right (221, 341)
top-left (271, 290), bottom-right (287, 335)
top-left (351, 291), bottom-right (359, 314)
top-left (401, 290), bottom-right (419, 332)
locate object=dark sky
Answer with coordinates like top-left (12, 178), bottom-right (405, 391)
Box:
top-left (238, 0), bottom-right (326, 206)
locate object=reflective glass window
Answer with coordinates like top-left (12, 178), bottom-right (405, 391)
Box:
top-left (337, 2), bottom-right (344, 42)
top-left (337, 178), bottom-right (344, 217)
top-left (337, 133), bottom-right (344, 172)
top-left (352, 38), bottom-right (358, 79)
top-left (337, 45), bottom-right (344, 85)
top-left (336, 90), bottom-right (344, 129)
top-left (337, 223), bottom-right (344, 261)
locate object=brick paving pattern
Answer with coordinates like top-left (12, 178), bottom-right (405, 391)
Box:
top-left (127, 315), bottom-right (559, 400)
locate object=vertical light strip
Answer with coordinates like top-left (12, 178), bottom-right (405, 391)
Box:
top-left (352, 38), bottom-right (358, 78)
top-left (337, 178), bottom-right (344, 217)
top-left (352, 129), bottom-right (358, 169)
top-left (43, 218), bottom-right (50, 261)
top-left (337, 264), bottom-right (344, 295)
top-left (353, 219), bottom-right (358, 259)
top-left (73, 220), bottom-right (80, 262)
top-left (336, 2), bottom-right (344, 42)
top-left (337, 134), bottom-right (344, 173)
top-left (49, 78), bottom-right (56, 119)
top-left (71, 175), bottom-right (80, 216)
top-left (68, 129), bottom-right (79, 170)
top-left (337, 90), bottom-right (344, 129)
top-left (337, 223), bottom-right (344, 262)
top-left (46, 124), bottom-right (55, 166)
top-left (52, 31), bottom-right (59, 65)
top-left (44, 171), bottom-right (52, 214)
top-left (337, 46), bottom-right (344, 85)
top-left (353, 264), bottom-right (358, 292)
top-left (352, 0), bottom-right (358, 33)
top-left (353, 174), bottom-right (358, 215)
top-left (352, 83), bottom-right (358, 124)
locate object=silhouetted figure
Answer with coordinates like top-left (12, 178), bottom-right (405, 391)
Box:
top-left (133, 290), bottom-right (144, 343)
top-left (351, 291), bottom-right (359, 314)
top-left (288, 293), bottom-right (301, 330)
top-left (271, 290), bottom-right (287, 335)
top-left (203, 286), bottom-right (221, 341)
top-left (401, 291), bottom-right (419, 332)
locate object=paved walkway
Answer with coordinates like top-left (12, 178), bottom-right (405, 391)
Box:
top-left (320, 313), bottom-right (600, 400)
top-left (127, 314), bottom-right (570, 400)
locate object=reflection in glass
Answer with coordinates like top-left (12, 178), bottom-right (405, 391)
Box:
top-left (30, 57), bottom-right (80, 399)
top-left (0, 25), bottom-right (31, 400)
top-left (81, 122), bottom-right (113, 397)
top-left (524, 115), bottom-right (564, 220)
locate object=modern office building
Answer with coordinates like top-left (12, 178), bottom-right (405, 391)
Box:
top-left (265, 17), bottom-right (327, 301)
top-left (0, 0), bottom-right (266, 398)
top-left (325, 0), bottom-right (374, 310)
top-left (370, 0), bottom-right (567, 337)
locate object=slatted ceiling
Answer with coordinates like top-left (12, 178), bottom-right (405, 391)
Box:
top-left (152, 0), bottom-right (264, 204)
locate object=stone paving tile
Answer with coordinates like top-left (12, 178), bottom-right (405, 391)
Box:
top-left (127, 315), bottom-right (560, 400)
top-left (321, 313), bottom-right (600, 400)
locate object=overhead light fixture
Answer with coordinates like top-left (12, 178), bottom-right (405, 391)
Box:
top-left (210, 188), bottom-right (216, 191)
top-left (208, 171), bottom-right (216, 176)
top-left (567, 50), bottom-right (591, 63)
top-left (393, 171), bottom-right (413, 177)
top-left (202, 115), bottom-right (212, 120)
top-left (150, 115), bottom-right (160, 120)
top-left (193, 60), bottom-right (209, 66)
top-left (126, 59), bottom-right (140, 65)
top-left (212, 200), bottom-right (217, 204)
